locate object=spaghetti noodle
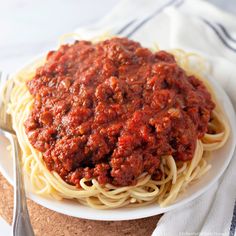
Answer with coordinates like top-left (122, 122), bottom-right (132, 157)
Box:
top-left (6, 37), bottom-right (229, 209)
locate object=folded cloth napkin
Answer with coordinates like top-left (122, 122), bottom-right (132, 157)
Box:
top-left (75, 0), bottom-right (236, 235)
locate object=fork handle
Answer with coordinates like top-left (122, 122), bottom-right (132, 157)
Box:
top-left (10, 134), bottom-right (35, 236)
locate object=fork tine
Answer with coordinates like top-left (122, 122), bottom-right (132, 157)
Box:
top-left (0, 71), bottom-right (7, 95)
top-left (0, 72), bottom-right (5, 105)
top-left (0, 71), bottom-right (15, 134)
top-left (0, 72), bottom-right (11, 104)
top-left (0, 72), bottom-right (4, 105)
top-left (0, 71), bottom-right (9, 86)
top-left (0, 71), bottom-right (2, 91)
top-left (0, 72), bottom-right (11, 97)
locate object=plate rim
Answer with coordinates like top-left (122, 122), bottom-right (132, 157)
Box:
top-left (0, 54), bottom-right (235, 221)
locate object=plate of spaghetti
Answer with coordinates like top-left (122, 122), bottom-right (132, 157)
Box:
top-left (0, 37), bottom-right (235, 220)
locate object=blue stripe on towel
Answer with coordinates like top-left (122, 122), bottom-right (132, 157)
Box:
top-left (229, 200), bottom-right (236, 236)
top-left (203, 19), bottom-right (236, 53)
top-left (116, 19), bottom-right (137, 35)
top-left (125, 0), bottom-right (180, 37)
top-left (217, 23), bottom-right (236, 43)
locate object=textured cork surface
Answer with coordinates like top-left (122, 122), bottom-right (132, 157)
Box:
top-left (0, 173), bottom-right (162, 236)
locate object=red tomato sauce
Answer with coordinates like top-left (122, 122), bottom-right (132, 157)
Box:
top-left (25, 38), bottom-right (214, 187)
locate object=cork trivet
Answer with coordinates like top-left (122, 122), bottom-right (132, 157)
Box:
top-left (0, 173), bottom-right (162, 236)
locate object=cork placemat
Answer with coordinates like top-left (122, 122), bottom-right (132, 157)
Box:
top-left (0, 173), bottom-right (162, 236)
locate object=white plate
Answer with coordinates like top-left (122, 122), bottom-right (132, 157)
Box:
top-left (0, 58), bottom-right (235, 221)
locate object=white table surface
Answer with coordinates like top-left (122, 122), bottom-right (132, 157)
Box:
top-left (0, 0), bottom-right (235, 234)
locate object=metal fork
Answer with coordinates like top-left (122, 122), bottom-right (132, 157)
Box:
top-left (0, 72), bottom-right (35, 236)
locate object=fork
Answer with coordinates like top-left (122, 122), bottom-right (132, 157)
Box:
top-left (0, 72), bottom-right (35, 236)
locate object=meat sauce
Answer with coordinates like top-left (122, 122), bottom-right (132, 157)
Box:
top-left (25, 37), bottom-right (215, 187)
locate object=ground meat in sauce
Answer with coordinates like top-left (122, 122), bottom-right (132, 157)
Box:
top-left (25, 37), bottom-right (215, 187)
